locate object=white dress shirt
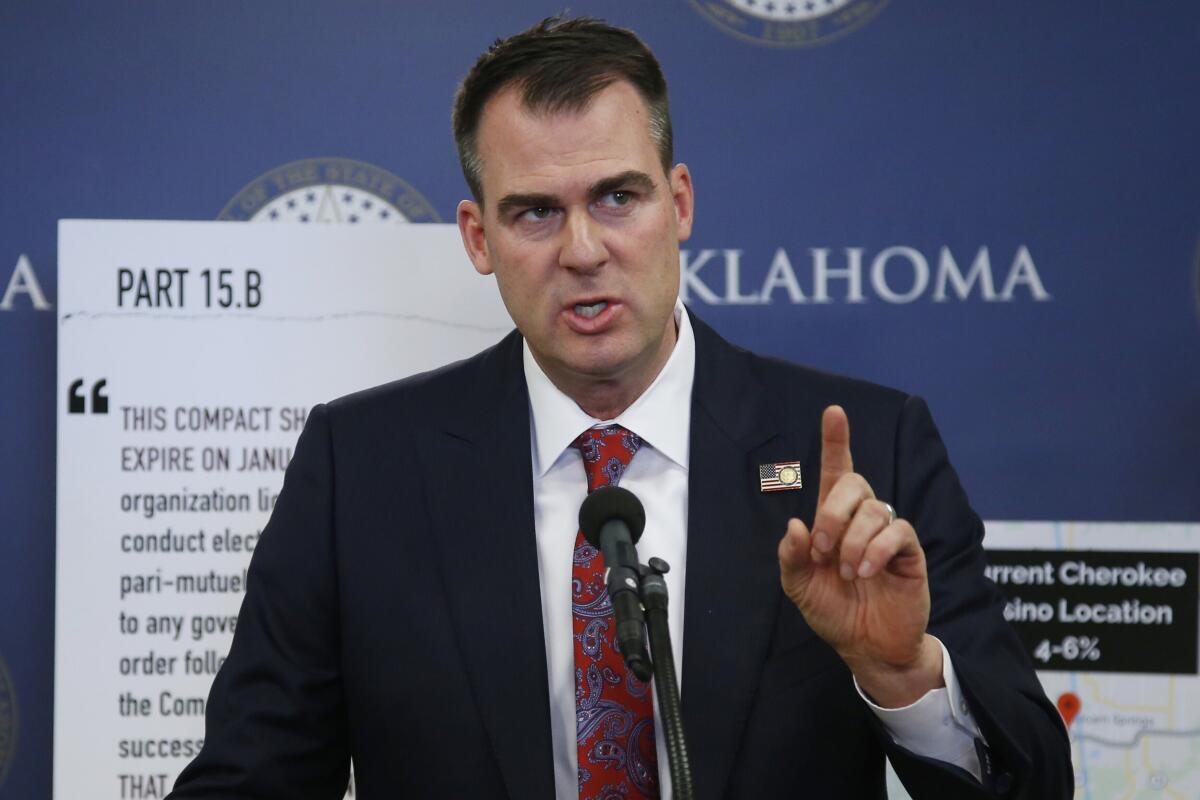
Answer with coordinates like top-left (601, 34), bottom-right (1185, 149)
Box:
top-left (524, 302), bottom-right (982, 799)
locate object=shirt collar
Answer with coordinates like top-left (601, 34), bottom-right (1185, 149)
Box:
top-left (524, 299), bottom-right (695, 476)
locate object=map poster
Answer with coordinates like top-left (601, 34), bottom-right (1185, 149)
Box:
top-left (889, 522), bottom-right (1200, 798)
top-left (54, 221), bottom-right (511, 799)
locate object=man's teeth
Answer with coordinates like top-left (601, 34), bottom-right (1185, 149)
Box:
top-left (574, 301), bottom-right (608, 319)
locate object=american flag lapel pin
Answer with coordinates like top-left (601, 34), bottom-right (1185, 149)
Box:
top-left (759, 461), bottom-right (802, 492)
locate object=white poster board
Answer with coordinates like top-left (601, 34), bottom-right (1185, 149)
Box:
top-left (54, 221), bottom-right (511, 799)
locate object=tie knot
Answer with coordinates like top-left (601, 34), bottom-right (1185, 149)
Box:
top-left (571, 424), bottom-right (642, 492)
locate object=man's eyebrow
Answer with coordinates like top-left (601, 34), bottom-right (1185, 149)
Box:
top-left (589, 171), bottom-right (656, 198)
top-left (496, 192), bottom-right (560, 217)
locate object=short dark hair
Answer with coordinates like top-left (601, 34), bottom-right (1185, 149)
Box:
top-left (452, 16), bottom-right (673, 203)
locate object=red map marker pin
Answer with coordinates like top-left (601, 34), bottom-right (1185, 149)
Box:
top-left (1057, 692), bottom-right (1081, 728)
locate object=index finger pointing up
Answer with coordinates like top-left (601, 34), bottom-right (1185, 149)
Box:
top-left (819, 405), bottom-right (853, 505)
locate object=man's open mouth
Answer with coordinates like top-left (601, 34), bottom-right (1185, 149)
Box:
top-left (573, 300), bottom-right (608, 319)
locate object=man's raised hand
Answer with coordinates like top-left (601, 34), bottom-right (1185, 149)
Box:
top-left (777, 405), bottom-right (944, 707)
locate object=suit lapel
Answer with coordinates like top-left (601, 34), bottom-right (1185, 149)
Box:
top-left (421, 332), bottom-right (555, 799)
top-left (682, 317), bottom-right (816, 799)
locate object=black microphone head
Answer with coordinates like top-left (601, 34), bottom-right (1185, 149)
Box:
top-left (579, 486), bottom-right (646, 548)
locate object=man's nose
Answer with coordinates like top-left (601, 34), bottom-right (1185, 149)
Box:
top-left (558, 212), bottom-right (608, 272)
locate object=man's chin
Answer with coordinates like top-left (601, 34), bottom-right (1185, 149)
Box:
top-left (550, 346), bottom-right (640, 384)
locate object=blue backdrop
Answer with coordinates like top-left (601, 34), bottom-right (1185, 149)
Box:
top-left (1, 2), bottom-right (1198, 796)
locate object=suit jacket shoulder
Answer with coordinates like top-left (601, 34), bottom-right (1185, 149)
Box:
top-left (688, 312), bottom-right (915, 495)
top-left (321, 328), bottom-right (525, 440)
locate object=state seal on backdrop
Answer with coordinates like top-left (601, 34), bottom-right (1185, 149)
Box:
top-left (690, 0), bottom-right (889, 48)
top-left (0, 653), bottom-right (16, 790)
top-left (218, 157), bottom-right (442, 223)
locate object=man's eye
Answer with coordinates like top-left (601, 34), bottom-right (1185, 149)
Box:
top-left (604, 191), bottom-right (632, 207)
top-left (520, 207), bottom-right (554, 222)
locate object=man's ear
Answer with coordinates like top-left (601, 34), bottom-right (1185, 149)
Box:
top-left (669, 163), bottom-right (695, 243)
top-left (457, 199), bottom-right (493, 275)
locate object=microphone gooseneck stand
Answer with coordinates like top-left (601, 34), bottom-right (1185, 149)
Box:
top-left (637, 556), bottom-right (694, 800)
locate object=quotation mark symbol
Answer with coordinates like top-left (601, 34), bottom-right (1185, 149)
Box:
top-left (68, 378), bottom-right (109, 414)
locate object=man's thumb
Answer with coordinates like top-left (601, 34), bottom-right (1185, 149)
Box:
top-left (779, 517), bottom-right (815, 587)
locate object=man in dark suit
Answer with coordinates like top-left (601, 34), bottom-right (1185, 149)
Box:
top-left (170, 17), bottom-right (1072, 799)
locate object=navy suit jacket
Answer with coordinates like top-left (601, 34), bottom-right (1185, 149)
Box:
top-left (170, 315), bottom-right (1072, 799)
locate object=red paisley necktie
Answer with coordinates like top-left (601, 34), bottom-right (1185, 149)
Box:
top-left (571, 424), bottom-right (659, 799)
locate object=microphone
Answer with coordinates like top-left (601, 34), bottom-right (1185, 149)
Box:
top-left (578, 486), bottom-right (652, 681)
